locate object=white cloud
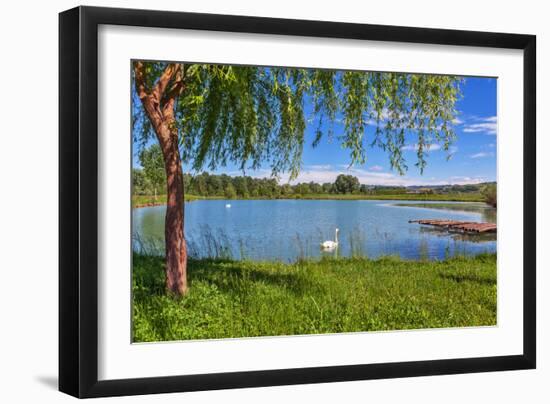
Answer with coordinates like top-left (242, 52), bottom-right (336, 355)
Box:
top-left (294, 168), bottom-right (398, 185)
top-left (449, 176), bottom-right (487, 184)
top-left (305, 164), bottom-right (333, 171)
top-left (250, 165), bottom-right (488, 187)
top-left (469, 152), bottom-right (494, 159)
top-left (462, 116), bottom-right (498, 135)
top-left (368, 165), bottom-right (383, 171)
top-left (401, 143), bottom-right (442, 152)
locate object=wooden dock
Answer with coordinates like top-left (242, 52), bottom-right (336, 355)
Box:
top-left (409, 219), bottom-right (497, 234)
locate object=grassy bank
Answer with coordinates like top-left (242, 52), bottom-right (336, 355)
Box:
top-left (133, 253), bottom-right (496, 342)
top-left (132, 194), bottom-right (223, 207)
top-left (133, 192), bottom-right (484, 207)
top-left (288, 193), bottom-right (484, 202)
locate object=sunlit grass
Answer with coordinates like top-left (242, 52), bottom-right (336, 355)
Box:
top-left (132, 193), bottom-right (485, 208)
top-left (132, 253), bottom-right (496, 342)
top-left (284, 193), bottom-right (484, 202)
top-left (132, 194), bottom-right (225, 207)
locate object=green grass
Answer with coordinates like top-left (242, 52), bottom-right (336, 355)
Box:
top-left (132, 194), bottom-right (223, 207)
top-left (287, 193), bottom-right (484, 202)
top-left (132, 193), bottom-right (484, 207)
top-left (132, 253), bottom-right (496, 342)
top-left (132, 194), bottom-right (166, 207)
top-left (395, 202), bottom-right (489, 209)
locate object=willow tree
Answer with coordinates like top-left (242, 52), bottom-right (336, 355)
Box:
top-left (133, 61), bottom-right (461, 295)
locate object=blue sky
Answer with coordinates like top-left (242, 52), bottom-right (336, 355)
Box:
top-left (133, 75), bottom-right (497, 186)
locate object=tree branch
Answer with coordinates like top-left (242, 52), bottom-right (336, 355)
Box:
top-left (133, 61), bottom-right (148, 100)
top-left (153, 63), bottom-right (180, 100)
top-left (133, 61), bottom-right (174, 144)
top-left (163, 78), bottom-right (186, 104)
top-left (161, 63), bottom-right (186, 120)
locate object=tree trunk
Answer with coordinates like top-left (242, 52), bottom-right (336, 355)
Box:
top-left (162, 135), bottom-right (188, 295)
top-left (134, 62), bottom-right (188, 295)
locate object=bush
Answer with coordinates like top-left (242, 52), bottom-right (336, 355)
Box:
top-left (482, 184), bottom-right (497, 208)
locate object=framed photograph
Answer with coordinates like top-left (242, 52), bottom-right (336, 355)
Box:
top-left (59, 6), bottom-right (536, 398)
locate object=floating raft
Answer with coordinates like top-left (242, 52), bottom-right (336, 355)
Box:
top-left (409, 219), bottom-right (497, 234)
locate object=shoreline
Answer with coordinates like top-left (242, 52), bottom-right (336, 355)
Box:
top-left (133, 194), bottom-right (487, 208)
top-left (133, 201), bottom-right (165, 208)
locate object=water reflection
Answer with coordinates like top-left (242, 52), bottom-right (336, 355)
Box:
top-left (395, 202), bottom-right (496, 223)
top-left (418, 226), bottom-right (496, 243)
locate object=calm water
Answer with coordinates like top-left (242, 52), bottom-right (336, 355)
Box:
top-left (132, 200), bottom-right (496, 261)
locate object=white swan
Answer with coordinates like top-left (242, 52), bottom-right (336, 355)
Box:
top-left (321, 228), bottom-right (339, 250)
top-left (225, 203), bottom-right (231, 208)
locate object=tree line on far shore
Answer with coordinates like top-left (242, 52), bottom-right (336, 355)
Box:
top-left (133, 145), bottom-right (493, 200)
top-left (133, 168), bottom-right (373, 198)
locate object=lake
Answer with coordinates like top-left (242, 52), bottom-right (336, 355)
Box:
top-left (132, 199), bottom-right (496, 261)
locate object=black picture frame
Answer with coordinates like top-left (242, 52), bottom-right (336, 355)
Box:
top-left (59, 6), bottom-right (536, 398)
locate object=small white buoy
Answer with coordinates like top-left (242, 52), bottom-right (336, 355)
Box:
top-left (225, 204), bottom-right (231, 208)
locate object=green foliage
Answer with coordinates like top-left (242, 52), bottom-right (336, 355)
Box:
top-left (133, 163), bottom-right (487, 203)
top-left (132, 253), bottom-right (496, 342)
top-left (132, 168), bottom-right (151, 195)
top-left (133, 63), bottom-right (462, 179)
top-left (132, 143), bottom-right (489, 202)
top-left (138, 144), bottom-right (165, 197)
top-left (482, 183), bottom-right (497, 207)
top-left (224, 183), bottom-right (237, 199)
top-left (333, 174), bottom-right (360, 194)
